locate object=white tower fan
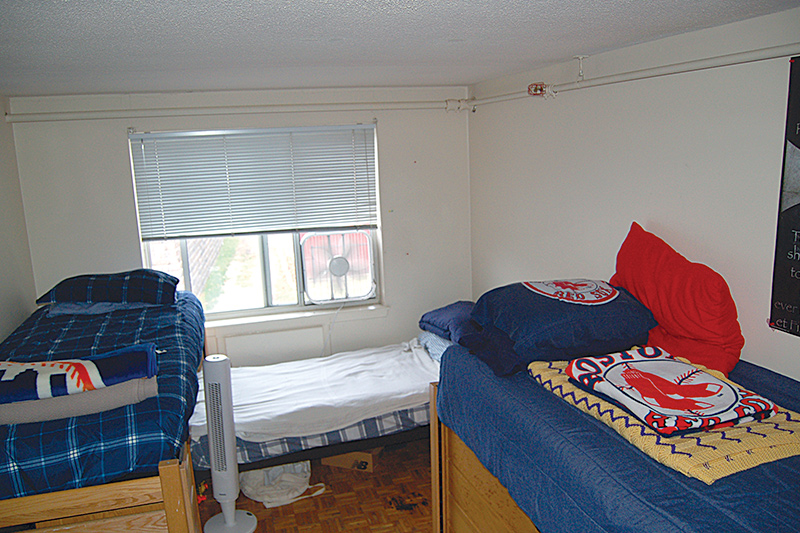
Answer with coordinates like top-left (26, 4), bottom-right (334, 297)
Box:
top-left (202, 354), bottom-right (257, 532)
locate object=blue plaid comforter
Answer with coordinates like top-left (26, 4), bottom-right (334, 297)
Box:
top-left (0, 291), bottom-right (204, 500)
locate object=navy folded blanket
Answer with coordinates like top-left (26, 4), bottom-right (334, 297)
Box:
top-left (419, 300), bottom-right (479, 343)
top-left (0, 343), bottom-right (158, 404)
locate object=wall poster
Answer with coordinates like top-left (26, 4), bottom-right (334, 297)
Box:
top-left (771, 56), bottom-right (800, 336)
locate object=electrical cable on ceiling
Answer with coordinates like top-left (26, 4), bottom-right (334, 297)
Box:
top-left (8, 43), bottom-right (799, 123)
top-left (466, 41), bottom-right (800, 109)
top-left (574, 55), bottom-right (587, 81)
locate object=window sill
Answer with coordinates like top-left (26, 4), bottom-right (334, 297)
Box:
top-left (204, 303), bottom-right (389, 331)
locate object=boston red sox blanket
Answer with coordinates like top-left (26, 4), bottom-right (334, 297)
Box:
top-left (566, 346), bottom-right (777, 436)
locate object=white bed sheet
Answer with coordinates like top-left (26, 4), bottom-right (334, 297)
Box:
top-left (189, 338), bottom-right (440, 442)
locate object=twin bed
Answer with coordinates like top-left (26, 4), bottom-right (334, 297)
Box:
top-left (428, 223), bottom-right (800, 533)
top-left (432, 347), bottom-right (800, 533)
top-left (0, 270), bottom-right (205, 531)
top-left (188, 337), bottom-right (440, 474)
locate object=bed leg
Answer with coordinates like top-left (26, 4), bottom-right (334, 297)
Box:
top-left (430, 382), bottom-right (443, 533)
top-left (158, 443), bottom-right (202, 533)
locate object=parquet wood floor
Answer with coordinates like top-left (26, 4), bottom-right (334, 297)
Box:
top-left (198, 438), bottom-right (433, 532)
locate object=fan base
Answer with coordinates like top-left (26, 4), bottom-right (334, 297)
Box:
top-left (204, 509), bottom-right (257, 533)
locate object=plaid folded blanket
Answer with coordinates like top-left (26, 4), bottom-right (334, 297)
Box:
top-left (0, 343), bottom-right (157, 404)
top-left (529, 359), bottom-right (800, 484)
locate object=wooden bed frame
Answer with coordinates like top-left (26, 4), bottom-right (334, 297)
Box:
top-left (430, 383), bottom-right (540, 533)
top-left (0, 443), bottom-right (200, 532)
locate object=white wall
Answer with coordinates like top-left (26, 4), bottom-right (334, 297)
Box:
top-left (468, 8), bottom-right (800, 379)
top-left (0, 96), bottom-right (36, 339)
top-left (9, 88), bottom-right (472, 359)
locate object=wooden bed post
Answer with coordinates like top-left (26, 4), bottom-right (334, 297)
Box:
top-left (431, 382), bottom-right (540, 533)
top-left (430, 383), bottom-right (443, 533)
top-left (158, 443), bottom-right (202, 532)
top-left (0, 443), bottom-right (200, 532)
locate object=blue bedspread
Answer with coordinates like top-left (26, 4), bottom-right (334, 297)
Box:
top-left (437, 344), bottom-right (800, 533)
top-left (0, 291), bottom-right (204, 500)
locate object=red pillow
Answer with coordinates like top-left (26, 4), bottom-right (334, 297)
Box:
top-left (609, 222), bottom-right (744, 375)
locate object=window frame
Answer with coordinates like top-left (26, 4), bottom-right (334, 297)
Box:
top-left (131, 124), bottom-right (382, 319)
top-left (142, 230), bottom-right (381, 319)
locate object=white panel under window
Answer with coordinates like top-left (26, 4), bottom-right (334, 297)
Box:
top-left (223, 327), bottom-right (325, 366)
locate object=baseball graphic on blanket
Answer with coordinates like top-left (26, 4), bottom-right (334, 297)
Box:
top-left (567, 347), bottom-right (777, 436)
top-left (603, 357), bottom-right (734, 415)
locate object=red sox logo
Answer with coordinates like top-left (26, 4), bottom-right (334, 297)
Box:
top-left (522, 279), bottom-right (618, 305)
top-left (618, 364), bottom-right (723, 412)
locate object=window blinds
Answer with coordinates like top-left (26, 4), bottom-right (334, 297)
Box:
top-left (130, 124), bottom-right (377, 241)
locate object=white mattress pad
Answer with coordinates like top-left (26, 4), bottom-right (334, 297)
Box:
top-left (189, 338), bottom-right (440, 442)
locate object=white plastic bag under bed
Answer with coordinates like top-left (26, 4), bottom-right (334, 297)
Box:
top-left (239, 461), bottom-right (325, 509)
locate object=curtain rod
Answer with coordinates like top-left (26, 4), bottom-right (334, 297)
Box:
top-left (467, 42), bottom-right (800, 109)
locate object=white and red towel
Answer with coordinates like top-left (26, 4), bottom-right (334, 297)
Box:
top-left (0, 343), bottom-right (157, 404)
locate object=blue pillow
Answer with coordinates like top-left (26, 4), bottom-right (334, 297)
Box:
top-left (467, 280), bottom-right (657, 376)
top-left (458, 324), bottom-right (518, 373)
top-left (36, 269), bottom-right (178, 305)
top-left (419, 301), bottom-right (480, 343)
top-left (418, 331), bottom-right (454, 363)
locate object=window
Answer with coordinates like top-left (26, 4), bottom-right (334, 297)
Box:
top-left (129, 124), bottom-right (379, 316)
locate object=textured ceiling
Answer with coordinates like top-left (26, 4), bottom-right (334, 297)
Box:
top-left (1, 0), bottom-right (799, 97)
